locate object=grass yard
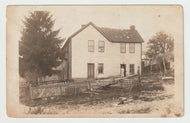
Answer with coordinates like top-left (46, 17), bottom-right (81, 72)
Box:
top-left (20, 73), bottom-right (182, 117)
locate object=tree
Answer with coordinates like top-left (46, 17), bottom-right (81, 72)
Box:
top-left (146, 32), bottom-right (174, 76)
top-left (19, 11), bottom-right (64, 85)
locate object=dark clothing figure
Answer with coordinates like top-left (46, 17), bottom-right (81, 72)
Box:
top-left (137, 66), bottom-right (141, 83)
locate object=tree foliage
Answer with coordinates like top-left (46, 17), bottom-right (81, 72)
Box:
top-left (19, 11), bottom-right (64, 83)
top-left (146, 32), bottom-right (174, 76)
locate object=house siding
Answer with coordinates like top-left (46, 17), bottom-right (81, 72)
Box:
top-left (68, 41), bottom-right (72, 79)
top-left (71, 25), bottom-right (142, 79)
top-left (62, 40), bottom-right (72, 80)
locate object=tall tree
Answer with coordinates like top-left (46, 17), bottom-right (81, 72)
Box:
top-left (19, 11), bottom-right (64, 84)
top-left (146, 32), bottom-right (174, 76)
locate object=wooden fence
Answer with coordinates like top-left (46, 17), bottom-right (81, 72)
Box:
top-left (29, 82), bottom-right (89, 100)
top-left (20, 75), bottom-right (139, 101)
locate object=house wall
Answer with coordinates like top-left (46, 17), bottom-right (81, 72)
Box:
top-left (62, 41), bottom-right (72, 79)
top-left (71, 25), bottom-right (142, 79)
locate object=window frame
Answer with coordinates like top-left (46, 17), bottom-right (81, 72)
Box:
top-left (98, 41), bottom-right (105, 52)
top-left (120, 43), bottom-right (126, 53)
top-left (98, 63), bottom-right (104, 74)
top-left (129, 43), bottom-right (135, 53)
top-left (88, 40), bottom-right (94, 52)
top-left (129, 64), bottom-right (135, 75)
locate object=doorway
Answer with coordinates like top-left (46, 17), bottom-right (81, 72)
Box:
top-left (120, 64), bottom-right (126, 77)
top-left (87, 63), bottom-right (95, 79)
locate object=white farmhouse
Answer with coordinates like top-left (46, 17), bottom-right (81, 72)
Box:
top-left (62, 22), bottom-right (144, 80)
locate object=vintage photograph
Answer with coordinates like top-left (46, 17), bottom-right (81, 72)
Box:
top-left (6, 5), bottom-right (183, 117)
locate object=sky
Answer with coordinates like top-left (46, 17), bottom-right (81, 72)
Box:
top-left (6, 5), bottom-right (183, 53)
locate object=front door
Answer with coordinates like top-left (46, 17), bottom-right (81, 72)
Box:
top-left (120, 64), bottom-right (126, 77)
top-left (87, 63), bottom-right (95, 79)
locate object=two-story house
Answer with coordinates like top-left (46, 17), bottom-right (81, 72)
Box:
top-left (62, 22), bottom-right (144, 80)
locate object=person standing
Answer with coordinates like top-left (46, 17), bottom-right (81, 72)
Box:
top-left (137, 66), bottom-right (141, 83)
top-left (121, 67), bottom-right (124, 78)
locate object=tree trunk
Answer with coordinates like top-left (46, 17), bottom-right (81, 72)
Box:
top-left (37, 70), bottom-right (42, 85)
top-left (35, 76), bottom-right (38, 85)
top-left (159, 63), bottom-right (162, 76)
top-left (35, 69), bottom-right (38, 85)
top-left (162, 57), bottom-right (167, 77)
top-left (150, 60), bottom-right (152, 74)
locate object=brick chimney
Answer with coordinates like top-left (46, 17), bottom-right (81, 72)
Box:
top-left (130, 25), bottom-right (135, 30)
top-left (81, 24), bottom-right (86, 28)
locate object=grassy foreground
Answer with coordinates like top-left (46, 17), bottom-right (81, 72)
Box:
top-left (20, 74), bottom-right (182, 117)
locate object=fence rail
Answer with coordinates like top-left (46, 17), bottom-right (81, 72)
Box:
top-left (20, 75), bottom-right (139, 101)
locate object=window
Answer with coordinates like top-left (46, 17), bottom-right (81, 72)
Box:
top-left (88, 40), bottom-right (94, 52)
top-left (98, 63), bottom-right (104, 74)
top-left (130, 64), bottom-right (135, 74)
top-left (98, 41), bottom-right (105, 52)
top-left (129, 43), bottom-right (135, 53)
top-left (120, 43), bottom-right (126, 53)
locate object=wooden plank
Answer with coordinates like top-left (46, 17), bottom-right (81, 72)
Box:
top-left (29, 76), bottom-right (137, 100)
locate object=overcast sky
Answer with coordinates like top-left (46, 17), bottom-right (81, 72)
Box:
top-left (7, 5), bottom-right (183, 53)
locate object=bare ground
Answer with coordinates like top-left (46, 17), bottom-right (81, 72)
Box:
top-left (21, 74), bottom-right (183, 117)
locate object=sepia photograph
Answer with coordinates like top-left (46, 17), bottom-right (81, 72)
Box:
top-left (6, 5), bottom-right (184, 117)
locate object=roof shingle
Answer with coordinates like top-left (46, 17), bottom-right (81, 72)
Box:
top-left (66, 22), bottom-right (144, 45)
top-left (95, 25), bottom-right (144, 43)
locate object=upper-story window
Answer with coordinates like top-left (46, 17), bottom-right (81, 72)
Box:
top-left (88, 40), bottom-right (94, 52)
top-left (120, 43), bottom-right (126, 53)
top-left (129, 43), bottom-right (135, 53)
top-left (98, 41), bottom-right (105, 52)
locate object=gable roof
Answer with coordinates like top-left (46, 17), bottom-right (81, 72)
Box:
top-left (96, 26), bottom-right (144, 43)
top-left (63, 22), bottom-right (144, 48)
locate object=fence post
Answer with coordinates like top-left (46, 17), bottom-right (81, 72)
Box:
top-left (112, 77), bottom-right (115, 83)
top-left (28, 83), bottom-right (33, 106)
top-left (87, 79), bottom-right (92, 90)
top-left (60, 85), bottom-right (62, 96)
top-left (137, 66), bottom-right (141, 83)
